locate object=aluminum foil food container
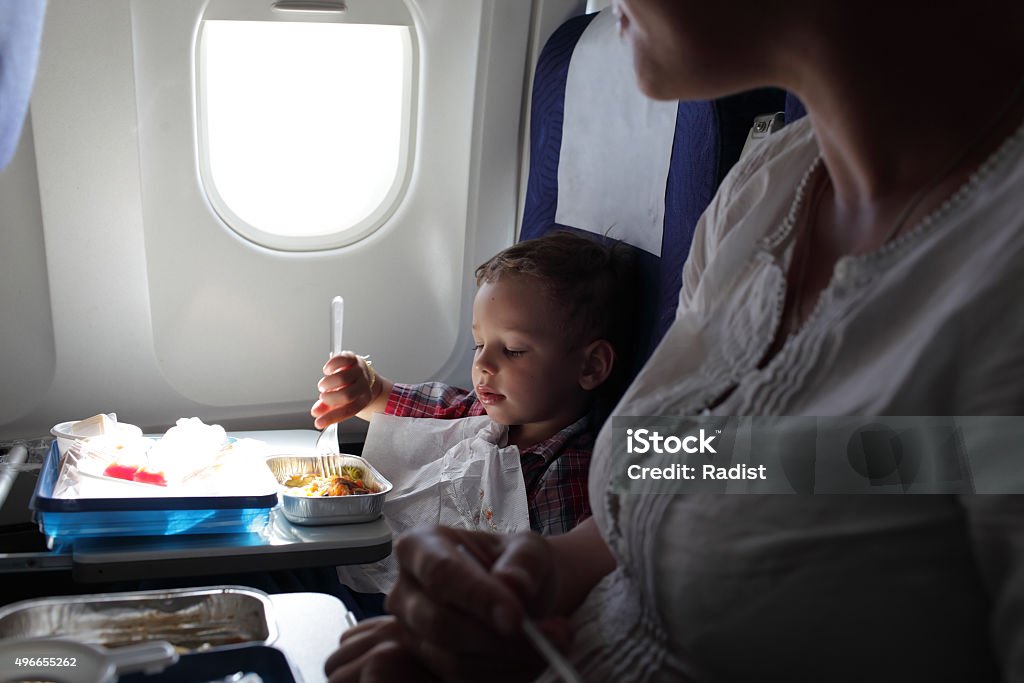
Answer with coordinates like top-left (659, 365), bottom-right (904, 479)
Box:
top-left (265, 454), bottom-right (392, 526)
top-left (0, 586), bottom-right (275, 653)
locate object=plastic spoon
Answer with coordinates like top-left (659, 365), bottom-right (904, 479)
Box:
top-left (316, 296), bottom-right (344, 454)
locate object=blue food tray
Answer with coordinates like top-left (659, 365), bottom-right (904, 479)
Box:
top-left (30, 442), bottom-right (277, 544)
top-left (118, 645), bottom-right (297, 683)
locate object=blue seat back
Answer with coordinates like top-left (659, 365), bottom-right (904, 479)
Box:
top-left (784, 92), bottom-right (808, 124)
top-left (521, 11), bottom-right (786, 377)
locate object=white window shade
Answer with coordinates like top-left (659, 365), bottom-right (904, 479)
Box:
top-left (198, 20), bottom-right (413, 250)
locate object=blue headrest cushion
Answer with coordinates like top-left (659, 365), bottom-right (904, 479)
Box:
top-left (522, 13), bottom-right (598, 238)
top-left (785, 92), bottom-right (807, 124)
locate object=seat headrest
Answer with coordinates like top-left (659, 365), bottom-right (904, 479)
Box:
top-left (521, 10), bottom-right (786, 371)
top-left (529, 10), bottom-right (679, 256)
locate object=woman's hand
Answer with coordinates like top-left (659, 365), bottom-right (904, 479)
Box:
top-left (311, 352), bottom-right (386, 428)
top-left (383, 526), bottom-right (573, 682)
top-left (321, 530), bottom-right (566, 683)
top-left (324, 522), bottom-right (613, 682)
top-left (324, 616), bottom-right (440, 683)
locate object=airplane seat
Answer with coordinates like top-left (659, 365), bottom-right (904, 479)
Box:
top-left (520, 9), bottom-right (786, 385)
top-left (784, 92), bottom-right (808, 123)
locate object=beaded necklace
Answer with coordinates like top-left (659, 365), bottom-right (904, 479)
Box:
top-left (780, 76), bottom-right (1024, 340)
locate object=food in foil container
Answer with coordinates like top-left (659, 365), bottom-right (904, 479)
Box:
top-left (284, 465), bottom-right (381, 497)
top-left (0, 587), bottom-right (276, 654)
top-left (266, 454), bottom-right (392, 525)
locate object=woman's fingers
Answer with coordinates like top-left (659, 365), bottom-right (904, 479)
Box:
top-left (406, 633), bottom-right (545, 683)
top-left (381, 527), bottom-right (567, 683)
top-left (411, 615), bottom-right (572, 683)
top-left (341, 530), bottom-right (571, 683)
top-left (323, 616), bottom-right (393, 667)
top-left (356, 641), bottom-right (440, 683)
top-left (531, 615), bottom-right (574, 656)
top-left (390, 528), bottom-right (528, 637)
top-left (332, 615), bottom-right (400, 650)
top-left (388, 571), bottom-right (516, 651)
top-left (324, 617), bottom-right (439, 683)
top-left (489, 532), bottom-right (559, 615)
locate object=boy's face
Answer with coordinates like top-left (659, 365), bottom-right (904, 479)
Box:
top-left (471, 275), bottom-right (589, 436)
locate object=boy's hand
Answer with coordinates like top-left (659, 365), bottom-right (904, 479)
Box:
top-left (311, 351), bottom-right (380, 428)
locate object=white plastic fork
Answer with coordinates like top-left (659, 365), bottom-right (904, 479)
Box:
top-left (315, 296), bottom-right (344, 454)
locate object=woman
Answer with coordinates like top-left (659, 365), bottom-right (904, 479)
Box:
top-left (326, 0), bottom-right (1024, 680)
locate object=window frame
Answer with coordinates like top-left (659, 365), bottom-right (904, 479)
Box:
top-left (194, 0), bottom-right (418, 252)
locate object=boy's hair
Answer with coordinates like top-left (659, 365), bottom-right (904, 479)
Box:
top-left (475, 230), bottom-right (632, 349)
top-left (475, 230), bottom-right (641, 426)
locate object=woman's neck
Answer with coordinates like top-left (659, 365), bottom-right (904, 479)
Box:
top-left (782, 4), bottom-right (1024, 248)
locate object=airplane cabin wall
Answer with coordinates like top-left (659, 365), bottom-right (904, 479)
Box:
top-left (0, 0), bottom-right (586, 440)
top-left (0, 117), bottom-right (55, 433)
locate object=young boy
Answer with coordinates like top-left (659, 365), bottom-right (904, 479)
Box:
top-left (311, 229), bottom-right (636, 535)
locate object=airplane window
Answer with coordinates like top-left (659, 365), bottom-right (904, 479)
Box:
top-left (198, 20), bottom-right (414, 251)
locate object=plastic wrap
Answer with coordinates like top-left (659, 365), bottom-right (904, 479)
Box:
top-left (51, 418), bottom-right (277, 499)
top-left (31, 417), bottom-right (280, 545)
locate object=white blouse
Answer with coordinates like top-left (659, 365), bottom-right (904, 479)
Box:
top-left (549, 116), bottom-right (1024, 682)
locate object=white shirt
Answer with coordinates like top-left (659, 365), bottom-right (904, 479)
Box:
top-left (549, 116), bottom-right (1024, 682)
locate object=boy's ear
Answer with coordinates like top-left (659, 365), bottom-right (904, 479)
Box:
top-left (578, 339), bottom-right (615, 391)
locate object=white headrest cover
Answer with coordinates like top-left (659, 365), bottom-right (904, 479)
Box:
top-left (554, 9), bottom-right (678, 256)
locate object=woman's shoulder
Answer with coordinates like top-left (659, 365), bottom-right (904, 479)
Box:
top-left (707, 118), bottom-right (816, 233)
top-left (689, 118), bottom-right (818, 276)
top-left (726, 116), bottom-right (818, 194)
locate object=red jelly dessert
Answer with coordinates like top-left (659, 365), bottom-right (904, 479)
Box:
top-left (132, 469), bottom-right (167, 486)
top-left (103, 463), bottom-right (138, 481)
top-left (102, 463), bottom-right (167, 486)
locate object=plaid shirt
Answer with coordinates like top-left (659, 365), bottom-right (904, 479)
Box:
top-left (385, 382), bottom-right (593, 535)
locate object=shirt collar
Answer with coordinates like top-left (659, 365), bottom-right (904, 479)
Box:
top-left (519, 414), bottom-right (592, 464)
